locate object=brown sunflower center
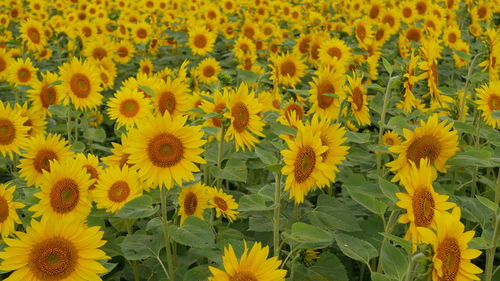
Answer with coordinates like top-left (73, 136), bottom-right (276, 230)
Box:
top-left (352, 86), bottom-right (364, 111)
top-left (412, 188), bottom-right (435, 227)
top-left (231, 102), bottom-right (250, 133)
top-left (477, 6), bottom-right (487, 18)
top-left (108, 180), bottom-right (130, 202)
top-left (382, 15), bottom-right (395, 27)
top-left (369, 5), bottom-right (380, 19)
top-left (137, 28), bottom-right (148, 39)
top-left (92, 47), bottom-right (107, 60)
top-left (281, 60), bottom-right (296, 77)
top-left (285, 103), bottom-right (304, 121)
top-left (40, 85), bottom-right (57, 108)
top-left (298, 37), bottom-right (311, 54)
top-left (0, 119), bottom-right (16, 145)
top-left (158, 91), bottom-right (176, 115)
top-left (18, 67), bottom-right (31, 82)
top-left (27, 27), bottom-right (41, 43)
top-left (183, 192), bottom-right (197, 215)
top-left (294, 146), bottom-right (316, 183)
top-left (487, 94), bottom-right (500, 111)
top-left (0, 195), bottom-right (9, 222)
top-left (311, 43), bottom-right (320, 60)
top-left (448, 32), bottom-right (457, 44)
top-left (203, 65), bottom-right (216, 78)
top-left (327, 47), bottom-right (342, 60)
top-left (402, 7), bottom-right (412, 18)
top-left (0, 57), bottom-right (6, 72)
top-left (33, 149), bottom-right (58, 173)
top-left (120, 99), bottom-right (140, 117)
top-left (317, 81), bottom-right (335, 109)
top-left (356, 25), bottom-right (366, 41)
top-left (50, 178), bottom-right (80, 214)
top-left (117, 47), bottom-right (128, 57)
top-left (243, 26), bottom-right (255, 40)
top-left (406, 134), bottom-right (440, 166)
top-left (83, 165), bottom-right (99, 190)
top-left (70, 73), bottom-right (91, 98)
top-left (416, 1), bottom-right (427, 14)
top-left (212, 102), bottom-right (225, 128)
top-left (406, 28), bottom-right (421, 42)
top-left (82, 26), bottom-right (91, 37)
top-left (147, 133), bottom-right (184, 167)
top-left (436, 237), bottom-right (461, 281)
top-left (376, 28), bottom-right (385, 41)
top-left (230, 271), bottom-right (258, 281)
top-left (30, 237), bottom-right (77, 281)
top-left (384, 137), bottom-right (395, 146)
top-left (213, 196), bottom-right (228, 211)
top-left (194, 34), bottom-right (207, 49)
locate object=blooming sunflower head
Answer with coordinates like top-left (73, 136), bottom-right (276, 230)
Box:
top-left (0, 184), bottom-right (24, 237)
top-left (208, 187), bottom-right (239, 222)
top-left (178, 182), bottom-right (210, 226)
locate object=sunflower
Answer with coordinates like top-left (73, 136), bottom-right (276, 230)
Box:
top-left (443, 24), bottom-right (461, 48)
top-left (0, 184), bottom-right (24, 238)
top-left (398, 52), bottom-right (423, 113)
top-left (233, 36), bottom-right (256, 60)
top-left (178, 182), bottom-right (210, 225)
top-left (382, 130), bottom-right (402, 146)
top-left (195, 57), bottom-right (221, 85)
top-left (96, 58), bottom-right (117, 90)
top-left (0, 102), bottom-right (29, 159)
top-left (188, 25), bottom-right (216, 56)
top-left (29, 159), bottom-right (93, 221)
top-left (138, 57), bottom-right (153, 76)
top-left (94, 165), bottom-right (143, 214)
top-left (131, 22), bottom-right (151, 44)
top-left (347, 72), bottom-right (371, 126)
top-left (270, 52), bottom-right (306, 88)
top-left (400, 1), bottom-right (416, 24)
top-left (83, 38), bottom-right (113, 62)
top-left (386, 114), bottom-right (459, 182)
top-left (20, 19), bottom-right (46, 51)
top-left (308, 66), bottom-right (345, 120)
top-left (101, 137), bottom-right (133, 170)
top-left (294, 33), bottom-right (312, 56)
top-left (73, 153), bottom-right (103, 194)
top-left (417, 208), bottom-right (483, 281)
top-left (27, 72), bottom-right (63, 116)
top-left (7, 57), bottom-right (38, 86)
top-left (318, 38), bottom-right (352, 70)
top-left (224, 83), bottom-right (265, 151)
top-left (381, 9), bottom-right (401, 35)
top-left (0, 216), bottom-right (109, 281)
top-left (419, 38), bottom-right (443, 105)
top-left (15, 102), bottom-right (46, 138)
top-left (122, 73), bottom-right (162, 98)
top-left (124, 113), bottom-right (206, 189)
top-left (452, 40), bottom-right (470, 68)
top-left (59, 57), bottom-right (103, 110)
top-left (154, 77), bottom-right (190, 117)
top-left (200, 89), bottom-right (227, 129)
top-left (475, 81), bottom-right (500, 129)
top-left (208, 187), bottom-right (239, 222)
top-left (107, 87), bottom-right (153, 129)
top-left (396, 159), bottom-right (455, 250)
top-left (354, 18), bottom-right (373, 47)
top-left (0, 49), bottom-right (13, 80)
top-left (208, 241), bottom-right (287, 281)
top-left (114, 40), bottom-right (135, 64)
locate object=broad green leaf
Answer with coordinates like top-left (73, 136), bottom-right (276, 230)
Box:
top-left (183, 266), bottom-right (210, 281)
top-left (346, 131), bottom-right (371, 144)
top-left (475, 195), bottom-right (498, 214)
top-left (84, 128), bottom-right (106, 143)
top-left (48, 104), bottom-right (68, 116)
top-left (238, 194), bottom-right (273, 212)
top-left (294, 252), bottom-right (349, 281)
top-left (364, 84), bottom-right (385, 92)
top-left (379, 232), bottom-right (412, 253)
top-left (139, 85), bottom-right (155, 97)
top-left (382, 58), bottom-right (393, 74)
top-left (346, 188), bottom-right (387, 215)
top-left (255, 146), bottom-right (277, 165)
top-left (270, 122), bottom-right (296, 137)
top-left (380, 241), bottom-right (409, 281)
top-left (453, 50), bottom-right (471, 62)
top-left (70, 141), bottom-right (85, 153)
top-left (169, 216), bottom-right (214, 248)
top-left (236, 69), bottom-right (259, 83)
top-left (115, 195), bottom-right (159, 219)
top-left (371, 272), bottom-right (395, 281)
top-left (290, 222), bottom-right (334, 249)
top-left (386, 116), bottom-right (411, 135)
top-left (213, 159), bottom-right (248, 182)
top-left (448, 149), bottom-right (494, 167)
top-left (335, 233), bottom-right (378, 265)
top-left (121, 233), bottom-right (162, 260)
top-left (47, 80), bottom-right (62, 88)
top-left (454, 121), bottom-right (475, 135)
top-left (378, 177), bottom-right (400, 203)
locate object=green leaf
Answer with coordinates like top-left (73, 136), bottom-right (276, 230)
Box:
top-left (70, 141), bottom-right (85, 153)
top-left (169, 216), bottom-right (214, 248)
top-left (378, 177), bottom-right (400, 203)
top-left (346, 131), bottom-right (371, 144)
top-left (290, 222), bottom-right (334, 249)
top-left (182, 266), bottom-right (210, 281)
top-left (139, 85), bottom-right (155, 97)
top-left (322, 92), bottom-right (339, 98)
top-left (309, 195), bottom-right (361, 232)
top-left (346, 188), bottom-right (387, 215)
top-left (364, 84), bottom-right (385, 92)
top-left (238, 194), bottom-right (273, 212)
top-left (386, 116), bottom-right (411, 135)
top-left (254, 146), bottom-right (277, 165)
top-left (492, 110), bottom-right (500, 119)
top-left (380, 241), bottom-right (408, 281)
top-left (454, 121), bottom-right (475, 135)
top-left (48, 104), bottom-right (68, 116)
top-left (294, 252), bottom-right (349, 281)
top-left (371, 272), bottom-right (395, 281)
top-left (453, 50), bottom-right (471, 62)
top-left (47, 80), bottom-right (63, 88)
top-left (270, 122), bottom-right (296, 137)
top-left (475, 195), bottom-right (498, 214)
top-left (115, 195), bottom-right (159, 219)
top-left (121, 233), bottom-right (162, 260)
top-left (335, 233), bottom-right (378, 265)
top-left (213, 159), bottom-right (248, 182)
top-left (379, 232), bottom-right (412, 253)
top-left (382, 58), bottom-right (393, 74)
top-left (236, 69), bottom-right (259, 83)
top-left (448, 149), bottom-right (494, 167)
top-left (84, 128), bottom-right (106, 143)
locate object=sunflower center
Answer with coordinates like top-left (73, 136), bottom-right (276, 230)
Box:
top-left (194, 34), bottom-right (207, 49)
top-left (0, 195), bottom-right (8, 222)
top-left (416, 1), bottom-right (427, 14)
top-left (120, 99), bottom-right (140, 117)
top-left (299, 37), bottom-right (311, 54)
top-left (230, 271), bottom-right (258, 281)
top-left (118, 47), bottom-right (128, 57)
top-left (294, 146), bottom-right (316, 183)
top-left (402, 7), bottom-right (412, 18)
top-left (50, 178), bottom-right (79, 214)
top-left (0, 119), bottom-right (16, 145)
top-left (18, 67), bottom-right (31, 82)
top-left (27, 27), bottom-right (41, 43)
top-left (285, 103), bottom-right (304, 121)
top-left (213, 196), bottom-right (228, 211)
top-left (137, 28), bottom-right (147, 39)
top-left (147, 133), bottom-right (184, 167)
top-left (231, 102), bottom-right (250, 133)
top-left (0, 57), bottom-right (6, 72)
top-left (212, 102), bottom-right (225, 128)
top-left (356, 25), bottom-right (366, 41)
top-left (376, 28), bottom-right (385, 41)
top-left (82, 26), bottom-right (91, 37)
top-left (281, 60), bottom-right (296, 77)
top-left (487, 94), bottom-right (500, 111)
top-left (369, 5), bottom-right (380, 19)
top-left (158, 91), bottom-right (176, 115)
top-left (382, 15), bottom-right (395, 27)
top-left (352, 86), bottom-right (364, 111)
top-left (406, 28), bottom-right (421, 42)
top-left (40, 85), bottom-right (57, 108)
top-left (317, 81), bottom-right (335, 109)
top-left (406, 135), bottom-right (441, 166)
top-left (184, 192), bottom-right (198, 215)
top-left (436, 237), bottom-right (461, 281)
top-left (70, 73), bottom-right (91, 98)
top-left (327, 47), bottom-right (342, 60)
top-left (448, 32), bottom-right (457, 44)
top-left (430, 62), bottom-right (438, 85)
top-left (243, 26), bottom-right (255, 40)
top-left (92, 47), bottom-right (106, 60)
top-left (33, 149), bottom-right (58, 173)
top-left (477, 6), bottom-right (486, 18)
top-left (203, 65), bottom-right (216, 78)
top-left (311, 43), bottom-right (320, 60)
top-left (83, 165), bottom-right (99, 190)
top-left (30, 237), bottom-right (77, 281)
top-left (412, 188), bottom-right (435, 227)
top-left (108, 180), bottom-right (130, 202)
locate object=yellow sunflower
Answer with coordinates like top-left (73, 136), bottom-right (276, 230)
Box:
top-left (318, 38), bottom-right (352, 70)
top-left (200, 89), bottom-right (227, 129)
top-left (94, 165), bottom-right (143, 214)
top-left (347, 72), bottom-right (371, 126)
top-left (396, 159), bottom-right (456, 250)
top-left (29, 159), bottom-right (93, 221)
top-left (75, 152), bottom-right (103, 193)
top-left (308, 66), bottom-right (345, 120)
top-left (419, 38), bottom-right (443, 105)
top-left (270, 52), bottom-right (306, 88)
top-left (7, 57), bottom-right (38, 86)
top-left (0, 184), bottom-right (24, 238)
top-left (152, 77), bottom-right (189, 117)
top-left (17, 134), bottom-right (74, 188)
top-left (209, 241), bottom-right (287, 281)
top-left (354, 17), bottom-right (374, 47)
top-left (475, 81), bottom-right (500, 129)
top-left (19, 19), bottom-right (46, 51)
top-left (233, 36), bottom-right (256, 60)
top-left (59, 57), bottom-right (103, 110)
top-left (398, 52), bottom-right (423, 113)
top-left (27, 72), bottom-right (64, 116)
top-left (188, 25), bottom-right (216, 56)
top-left (0, 102), bottom-right (29, 159)
top-left (96, 58), bottom-right (117, 89)
top-left (382, 130), bottom-right (402, 146)
top-left (417, 208), bottom-right (483, 281)
top-left (0, 216), bottom-right (109, 281)
top-left (224, 83), bottom-right (265, 151)
top-left (0, 49), bottom-right (13, 80)
top-left (138, 57), bottom-right (153, 76)
top-left (178, 182), bottom-right (210, 226)
top-left (114, 40), bottom-right (135, 64)
top-left (195, 57), bottom-right (221, 85)
top-left (83, 38), bottom-right (113, 62)
top-left (107, 87), bottom-right (153, 129)
top-left (400, 1), bottom-right (417, 24)
top-left (14, 102), bottom-right (46, 138)
top-left (208, 187), bottom-right (239, 222)
top-left (386, 114), bottom-right (459, 182)
top-left (124, 113), bottom-right (206, 189)
top-left (443, 24), bottom-right (461, 48)
top-left (131, 22), bottom-right (151, 44)
top-left (101, 138), bottom-right (133, 170)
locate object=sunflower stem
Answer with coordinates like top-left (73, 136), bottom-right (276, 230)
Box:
top-left (216, 124), bottom-right (225, 189)
top-left (125, 219), bottom-right (139, 281)
top-left (273, 171), bottom-right (281, 257)
top-left (458, 54), bottom-right (480, 122)
top-left (160, 187), bottom-right (174, 280)
top-left (66, 107), bottom-right (72, 144)
top-left (485, 173), bottom-right (500, 281)
top-left (377, 74), bottom-right (394, 177)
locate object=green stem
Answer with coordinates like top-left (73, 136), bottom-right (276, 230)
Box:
top-left (459, 54), bottom-right (480, 122)
top-left (125, 220), bottom-right (139, 281)
top-left (485, 173), bottom-right (500, 281)
top-left (273, 171), bottom-right (282, 257)
top-left (160, 188), bottom-right (174, 280)
top-left (377, 75), bottom-right (395, 176)
top-left (377, 210), bottom-right (398, 272)
top-left (66, 107), bottom-right (72, 144)
top-left (404, 253), bottom-right (425, 281)
top-left (216, 125), bottom-right (225, 189)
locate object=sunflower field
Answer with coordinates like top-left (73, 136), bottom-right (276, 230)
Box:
top-left (0, 0), bottom-right (499, 280)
